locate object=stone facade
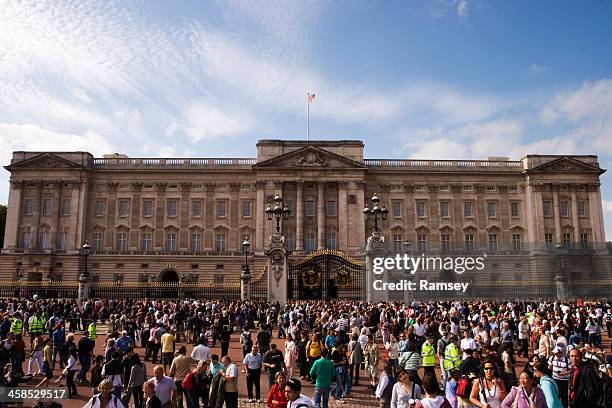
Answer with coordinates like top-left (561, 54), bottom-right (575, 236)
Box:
top-left (1, 140), bottom-right (609, 291)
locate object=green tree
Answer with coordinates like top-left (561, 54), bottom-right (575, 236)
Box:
top-left (607, 241), bottom-right (612, 255)
top-left (0, 204), bottom-right (6, 249)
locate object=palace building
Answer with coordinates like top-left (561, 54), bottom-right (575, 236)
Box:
top-left (1, 139), bottom-right (610, 300)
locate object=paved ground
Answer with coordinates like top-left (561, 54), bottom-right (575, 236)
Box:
top-left (10, 325), bottom-right (612, 408)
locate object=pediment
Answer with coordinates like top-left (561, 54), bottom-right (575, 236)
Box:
top-left (253, 146), bottom-right (365, 169)
top-left (5, 153), bottom-right (85, 171)
top-left (527, 157), bottom-right (604, 174)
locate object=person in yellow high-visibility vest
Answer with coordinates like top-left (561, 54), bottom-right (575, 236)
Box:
top-left (443, 335), bottom-right (461, 373)
top-left (421, 334), bottom-right (436, 376)
top-left (10, 313), bottom-right (23, 335)
top-left (88, 321), bottom-right (97, 340)
top-left (28, 311), bottom-right (44, 348)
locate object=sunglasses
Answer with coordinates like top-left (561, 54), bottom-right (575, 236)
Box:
top-left (484, 367), bottom-right (495, 371)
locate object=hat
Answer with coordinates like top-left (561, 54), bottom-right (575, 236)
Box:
top-left (553, 346), bottom-right (563, 353)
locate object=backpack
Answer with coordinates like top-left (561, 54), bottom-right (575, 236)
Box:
top-left (456, 376), bottom-right (473, 398)
top-left (182, 370), bottom-right (197, 391)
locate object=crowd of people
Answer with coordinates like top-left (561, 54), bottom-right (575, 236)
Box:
top-left (0, 296), bottom-right (610, 408)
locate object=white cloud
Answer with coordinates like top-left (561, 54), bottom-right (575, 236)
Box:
top-left (457, 0), bottom-right (468, 18)
top-left (529, 64), bottom-right (548, 75)
top-left (182, 102), bottom-right (253, 142)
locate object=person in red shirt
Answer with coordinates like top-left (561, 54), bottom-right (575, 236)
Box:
top-left (266, 371), bottom-right (288, 408)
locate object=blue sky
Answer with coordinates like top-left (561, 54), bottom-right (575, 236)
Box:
top-left (1, 0), bottom-right (612, 238)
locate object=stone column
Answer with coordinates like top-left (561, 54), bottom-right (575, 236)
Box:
top-left (317, 182), bottom-right (325, 250)
top-left (365, 233), bottom-right (390, 303)
top-left (355, 182), bottom-right (366, 249)
top-left (179, 183), bottom-right (191, 250)
top-left (295, 181), bottom-right (304, 251)
top-left (75, 179), bottom-right (88, 248)
top-left (50, 181), bottom-right (62, 248)
top-left (255, 181), bottom-right (266, 252)
top-left (3, 181), bottom-right (23, 250)
top-left (154, 183), bottom-right (167, 250)
top-left (571, 190), bottom-right (580, 243)
top-left (553, 188), bottom-right (562, 245)
top-left (105, 183), bottom-right (119, 249)
top-left (130, 183), bottom-right (142, 250)
top-left (338, 182), bottom-right (348, 251)
top-left (31, 181), bottom-right (43, 248)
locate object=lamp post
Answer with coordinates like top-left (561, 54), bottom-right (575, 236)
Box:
top-left (241, 238), bottom-right (251, 301)
top-left (265, 194), bottom-right (291, 233)
top-left (78, 240), bottom-right (92, 306)
top-left (363, 193), bottom-right (389, 234)
top-left (15, 265), bottom-right (22, 298)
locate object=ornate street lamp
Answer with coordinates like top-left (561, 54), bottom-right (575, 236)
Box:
top-left (363, 193), bottom-right (389, 233)
top-left (81, 241), bottom-right (91, 278)
top-left (242, 238), bottom-right (251, 276)
top-left (266, 194), bottom-right (291, 233)
top-left (241, 238), bottom-right (251, 301)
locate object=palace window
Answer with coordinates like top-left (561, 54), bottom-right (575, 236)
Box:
top-left (488, 234), bottom-right (498, 252)
top-left (439, 201), bottom-right (450, 218)
top-left (95, 200), bottom-right (105, 217)
top-left (39, 229), bottom-right (50, 249)
top-left (545, 233), bottom-right (554, 249)
top-left (543, 201), bottom-right (552, 217)
top-left (142, 232), bottom-right (152, 251)
top-left (215, 233), bottom-right (226, 252)
top-left (487, 201), bottom-right (497, 218)
top-left (463, 185), bottom-right (473, 192)
top-left (560, 200), bottom-right (570, 217)
top-left (563, 232), bottom-right (572, 249)
top-left (512, 234), bottom-right (522, 252)
top-left (417, 234), bottom-right (427, 253)
top-left (42, 199), bottom-right (52, 216)
top-left (511, 201), bottom-right (520, 218)
top-left (416, 201), bottom-right (427, 218)
top-left (580, 232), bottom-right (589, 249)
top-left (326, 201), bottom-right (336, 217)
top-left (285, 232), bottom-right (294, 251)
top-left (116, 232), bottom-right (128, 251)
top-left (578, 200), bottom-right (587, 217)
top-left (142, 199), bottom-right (153, 217)
top-left (191, 200), bottom-right (203, 217)
top-left (61, 199), bottom-right (70, 216)
top-left (20, 228), bottom-right (32, 249)
top-left (242, 200), bottom-right (252, 218)
top-left (326, 232), bottom-right (337, 250)
top-left (58, 229), bottom-right (68, 250)
top-left (441, 234), bottom-right (451, 253)
top-left (23, 198), bottom-right (33, 216)
top-left (305, 200), bottom-right (316, 217)
top-left (165, 232), bottom-right (177, 251)
top-left (216, 200), bottom-right (227, 218)
top-left (465, 234), bottom-right (475, 252)
top-left (393, 234), bottom-right (403, 253)
top-left (191, 233), bottom-right (202, 252)
top-left (393, 201), bottom-right (402, 218)
top-left (167, 199), bottom-right (178, 217)
top-left (463, 201), bottom-right (474, 218)
top-left (304, 233), bottom-right (316, 251)
top-left (92, 232), bottom-right (103, 251)
top-left (118, 199), bottom-right (129, 217)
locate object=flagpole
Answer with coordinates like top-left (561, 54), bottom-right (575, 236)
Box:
top-left (307, 94), bottom-right (310, 141)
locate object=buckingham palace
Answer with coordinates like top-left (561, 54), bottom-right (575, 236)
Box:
top-left (1, 139), bottom-right (610, 300)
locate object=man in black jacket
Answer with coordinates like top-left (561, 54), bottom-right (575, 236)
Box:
top-left (568, 348), bottom-right (603, 407)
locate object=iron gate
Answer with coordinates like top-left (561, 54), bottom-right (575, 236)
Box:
top-left (288, 250), bottom-right (365, 300)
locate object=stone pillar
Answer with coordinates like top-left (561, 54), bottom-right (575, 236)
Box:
top-left (355, 182), bottom-right (366, 250)
top-left (266, 232), bottom-right (288, 306)
top-left (317, 182), bottom-right (325, 249)
top-left (255, 181), bottom-right (266, 252)
top-left (204, 183), bottom-right (215, 251)
top-left (552, 189), bottom-right (562, 245)
top-left (241, 265), bottom-right (251, 301)
top-left (365, 232), bottom-right (390, 303)
top-left (3, 181), bottom-right (23, 250)
top-left (571, 190), bottom-right (580, 243)
top-left (295, 181), bottom-right (304, 251)
top-left (31, 181), bottom-right (43, 248)
top-left (130, 183), bottom-right (142, 250)
top-left (105, 183), bottom-right (119, 249)
top-left (75, 180), bottom-right (88, 248)
top-left (50, 181), bottom-right (62, 248)
top-left (78, 273), bottom-right (92, 306)
top-left (179, 183), bottom-right (191, 250)
top-left (338, 182), bottom-right (348, 251)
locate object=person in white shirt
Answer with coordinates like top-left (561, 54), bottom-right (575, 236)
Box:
top-left (460, 330), bottom-right (477, 360)
top-left (191, 337), bottom-right (211, 362)
top-left (284, 378), bottom-right (315, 408)
top-left (83, 379), bottom-right (125, 408)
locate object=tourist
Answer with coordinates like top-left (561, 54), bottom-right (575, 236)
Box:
top-left (375, 363), bottom-right (395, 408)
top-left (266, 370), bottom-right (289, 408)
top-left (469, 358), bottom-right (507, 408)
top-left (364, 334), bottom-right (380, 390)
top-left (243, 344), bottom-right (263, 403)
top-left (501, 370), bottom-right (546, 408)
top-left (127, 353), bottom-right (147, 408)
top-left (568, 348), bottom-right (603, 406)
top-left (419, 372), bottom-right (452, 407)
top-left (222, 355), bottom-right (239, 408)
top-left (83, 378), bottom-right (125, 408)
top-left (533, 360), bottom-right (564, 408)
top-left (310, 348), bottom-right (335, 408)
top-left (285, 378), bottom-right (315, 408)
top-left (152, 365), bottom-right (176, 408)
top-left (284, 332), bottom-right (298, 380)
top-left (144, 379), bottom-right (162, 408)
top-left (263, 342), bottom-right (286, 389)
top-left (390, 367), bottom-right (421, 408)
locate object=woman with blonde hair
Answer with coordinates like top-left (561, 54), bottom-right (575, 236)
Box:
top-left (83, 378), bottom-right (125, 408)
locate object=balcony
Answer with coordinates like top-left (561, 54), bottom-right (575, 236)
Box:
top-left (90, 157), bottom-right (257, 169)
